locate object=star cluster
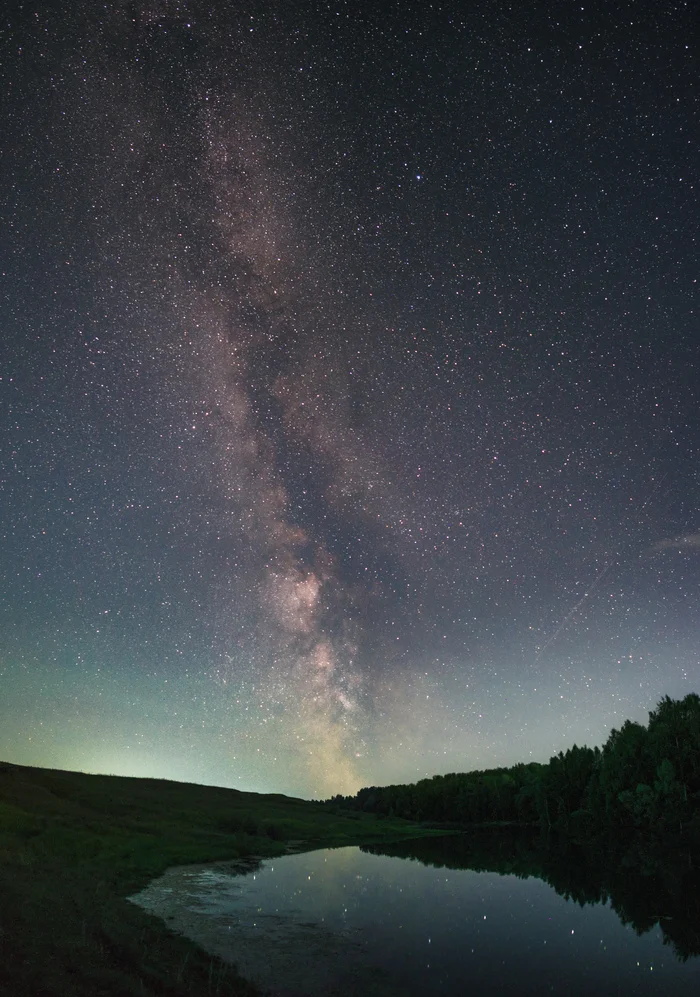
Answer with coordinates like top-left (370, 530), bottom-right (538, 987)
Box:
top-left (1, 2), bottom-right (699, 797)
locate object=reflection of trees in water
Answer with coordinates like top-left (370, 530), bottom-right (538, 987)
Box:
top-left (362, 828), bottom-right (700, 962)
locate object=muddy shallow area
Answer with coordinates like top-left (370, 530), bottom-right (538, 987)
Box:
top-left (127, 856), bottom-right (401, 997)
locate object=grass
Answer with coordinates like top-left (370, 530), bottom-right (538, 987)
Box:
top-left (0, 761), bottom-right (431, 996)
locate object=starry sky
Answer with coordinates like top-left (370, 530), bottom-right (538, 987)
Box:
top-left (1, 1), bottom-right (699, 799)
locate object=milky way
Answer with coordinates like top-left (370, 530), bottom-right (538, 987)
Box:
top-left (1, 2), bottom-right (699, 797)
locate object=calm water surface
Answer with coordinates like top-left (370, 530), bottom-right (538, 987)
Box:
top-left (131, 842), bottom-right (700, 996)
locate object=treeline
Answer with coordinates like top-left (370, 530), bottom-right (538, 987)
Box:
top-left (330, 694), bottom-right (700, 833)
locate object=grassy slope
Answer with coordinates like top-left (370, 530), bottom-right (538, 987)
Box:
top-left (0, 761), bottom-right (427, 997)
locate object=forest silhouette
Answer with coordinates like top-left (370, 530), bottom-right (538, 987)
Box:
top-left (332, 694), bottom-right (700, 834)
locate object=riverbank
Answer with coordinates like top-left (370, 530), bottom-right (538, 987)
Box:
top-left (128, 856), bottom-right (403, 997)
top-left (128, 837), bottom-right (700, 997)
top-left (0, 761), bottom-right (437, 997)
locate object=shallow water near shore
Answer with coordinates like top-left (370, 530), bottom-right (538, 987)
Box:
top-left (129, 842), bottom-right (700, 996)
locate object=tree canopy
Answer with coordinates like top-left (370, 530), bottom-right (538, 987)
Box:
top-left (330, 694), bottom-right (700, 834)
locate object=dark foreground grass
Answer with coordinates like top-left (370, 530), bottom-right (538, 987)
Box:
top-left (0, 761), bottom-right (429, 996)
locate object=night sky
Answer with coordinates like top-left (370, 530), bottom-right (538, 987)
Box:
top-left (2, 1), bottom-right (699, 799)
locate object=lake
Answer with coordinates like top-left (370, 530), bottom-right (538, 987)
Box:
top-left (129, 834), bottom-right (700, 996)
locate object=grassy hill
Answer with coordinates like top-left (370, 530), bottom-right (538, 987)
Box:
top-left (0, 761), bottom-right (426, 996)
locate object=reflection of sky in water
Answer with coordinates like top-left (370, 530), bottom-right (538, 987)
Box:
top-left (190, 847), bottom-right (700, 997)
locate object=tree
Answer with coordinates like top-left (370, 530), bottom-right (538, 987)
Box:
top-left (599, 720), bottom-right (651, 823)
top-left (647, 694), bottom-right (700, 807)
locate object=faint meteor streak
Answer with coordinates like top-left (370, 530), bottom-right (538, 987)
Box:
top-left (535, 473), bottom-right (667, 659)
top-left (535, 560), bottom-right (613, 660)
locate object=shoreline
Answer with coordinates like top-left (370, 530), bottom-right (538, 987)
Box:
top-left (127, 848), bottom-right (401, 997)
